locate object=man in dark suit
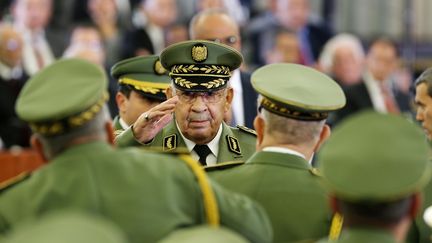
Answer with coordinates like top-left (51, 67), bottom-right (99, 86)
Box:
top-left (0, 24), bottom-right (30, 148)
top-left (189, 9), bottom-right (258, 129)
top-left (332, 38), bottom-right (412, 125)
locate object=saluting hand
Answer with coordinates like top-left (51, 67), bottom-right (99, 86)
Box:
top-left (132, 96), bottom-right (178, 143)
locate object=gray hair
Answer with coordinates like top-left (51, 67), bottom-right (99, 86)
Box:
top-left (34, 105), bottom-right (111, 160)
top-left (319, 33), bottom-right (365, 73)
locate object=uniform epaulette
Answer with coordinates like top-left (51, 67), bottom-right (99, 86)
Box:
top-left (309, 167), bottom-right (321, 177)
top-left (0, 172), bottom-right (31, 194)
top-left (236, 125), bottom-right (257, 136)
top-left (204, 161), bottom-right (245, 172)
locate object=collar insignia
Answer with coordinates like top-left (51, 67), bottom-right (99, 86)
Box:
top-left (226, 135), bottom-right (241, 155)
top-left (163, 134), bottom-right (177, 151)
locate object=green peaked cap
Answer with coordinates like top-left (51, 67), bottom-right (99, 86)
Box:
top-left (318, 110), bottom-right (431, 201)
top-left (251, 63), bottom-right (346, 120)
top-left (16, 58), bottom-right (108, 136)
top-left (111, 55), bottom-right (170, 101)
top-left (160, 40), bottom-right (243, 92)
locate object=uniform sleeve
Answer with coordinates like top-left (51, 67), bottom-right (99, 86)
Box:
top-left (114, 127), bottom-right (147, 147)
top-left (210, 180), bottom-right (273, 243)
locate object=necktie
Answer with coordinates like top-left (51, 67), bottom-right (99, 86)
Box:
top-left (379, 82), bottom-right (399, 114)
top-left (193, 144), bottom-right (212, 166)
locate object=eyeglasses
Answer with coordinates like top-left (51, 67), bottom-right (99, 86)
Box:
top-left (176, 89), bottom-right (226, 104)
top-left (205, 36), bottom-right (238, 46)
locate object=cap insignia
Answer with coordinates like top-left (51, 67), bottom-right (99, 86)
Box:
top-left (192, 44), bottom-right (207, 62)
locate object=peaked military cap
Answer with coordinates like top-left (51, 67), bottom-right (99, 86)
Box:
top-left (16, 58), bottom-right (108, 136)
top-left (111, 55), bottom-right (170, 101)
top-left (158, 226), bottom-right (249, 243)
top-left (318, 110), bottom-right (431, 202)
top-left (160, 40), bottom-right (243, 92)
top-left (251, 63), bottom-right (346, 121)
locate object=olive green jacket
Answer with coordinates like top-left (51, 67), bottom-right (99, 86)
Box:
top-left (112, 116), bottom-right (123, 131)
top-left (317, 228), bottom-right (397, 243)
top-left (0, 142), bottom-right (272, 243)
top-left (210, 151), bottom-right (331, 243)
top-left (115, 120), bottom-right (256, 163)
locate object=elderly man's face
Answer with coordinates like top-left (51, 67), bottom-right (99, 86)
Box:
top-left (168, 87), bottom-right (233, 144)
top-left (415, 83), bottom-right (432, 140)
top-left (13, 0), bottom-right (52, 31)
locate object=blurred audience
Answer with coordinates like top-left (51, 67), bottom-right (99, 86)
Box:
top-left (87, 0), bottom-right (122, 67)
top-left (11, 0), bottom-right (60, 75)
top-left (247, 0), bottom-right (333, 66)
top-left (265, 27), bottom-right (301, 64)
top-left (0, 24), bottom-right (30, 148)
top-left (318, 33), bottom-right (365, 87)
top-left (127, 0), bottom-right (178, 56)
top-left (333, 38), bottom-right (412, 124)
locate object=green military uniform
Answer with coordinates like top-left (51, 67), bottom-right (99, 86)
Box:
top-left (0, 59), bottom-right (272, 243)
top-left (317, 111), bottom-right (431, 243)
top-left (111, 55), bottom-right (171, 133)
top-left (210, 63), bottom-right (346, 242)
top-left (115, 40), bottom-right (256, 163)
top-left (1, 211), bottom-right (128, 243)
top-left (115, 121), bottom-right (256, 163)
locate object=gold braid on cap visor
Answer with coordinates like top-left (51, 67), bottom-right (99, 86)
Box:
top-left (119, 78), bottom-right (169, 95)
top-left (29, 92), bottom-right (109, 136)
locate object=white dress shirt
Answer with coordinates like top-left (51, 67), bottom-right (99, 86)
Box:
top-left (230, 69), bottom-right (245, 126)
top-left (20, 28), bottom-right (55, 75)
top-left (363, 72), bottom-right (392, 113)
top-left (177, 123), bottom-right (223, 166)
top-left (263, 146), bottom-right (314, 164)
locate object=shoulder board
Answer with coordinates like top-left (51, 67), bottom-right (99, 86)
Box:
top-left (236, 125), bottom-right (257, 136)
top-left (204, 161), bottom-right (245, 172)
top-left (309, 167), bottom-right (321, 177)
top-left (0, 172), bottom-right (31, 194)
top-left (139, 146), bottom-right (190, 155)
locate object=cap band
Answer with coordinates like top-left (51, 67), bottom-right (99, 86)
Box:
top-left (29, 92), bottom-right (109, 136)
top-left (260, 97), bottom-right (328, 121)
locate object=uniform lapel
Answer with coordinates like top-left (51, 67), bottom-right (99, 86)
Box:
top-left (217, 123), bottom-right (244, 162)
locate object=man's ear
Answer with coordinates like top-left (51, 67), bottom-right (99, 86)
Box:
top-left (409, 193), bottom-right (422, 219)
top-left (30, 135), bottom-right (48, 163)
top-left (224, 87), bottom-right (234, 112)
top-left (116, 92), bottom-right (127, 114)
top-left (313, 124), bottom-right (331, 152)
top-left (329, 195), bottom-right (341, 214)
top-left (105, 121), bottom-right (115, 145)
top-left (253, 115), bottom-right (265, 150)
top-left (165, 86), bottom-right (173, 99)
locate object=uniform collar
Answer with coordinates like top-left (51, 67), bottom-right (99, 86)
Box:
top-left (246, 151), bottom-right (311, 170)
top-left (176, 121), bottom-right (223, 157)
top-left (262, 146), bottom-right (305, 159)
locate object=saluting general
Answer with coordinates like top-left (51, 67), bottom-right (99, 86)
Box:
top-left (115, 40), bottom-right (256, 165)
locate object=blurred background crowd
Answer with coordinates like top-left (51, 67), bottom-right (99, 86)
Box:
top-left (0, 0), bottom-right (428, 150)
